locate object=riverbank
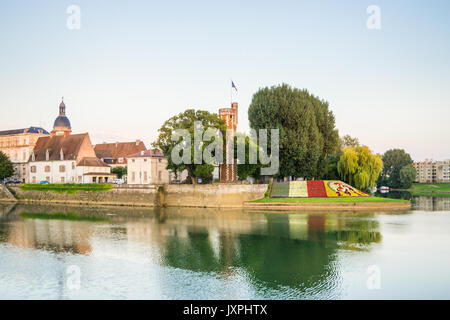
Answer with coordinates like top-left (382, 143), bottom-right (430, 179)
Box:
top-left (245, 196), bottom-right (410, 211)
top-left (0, 184), bottom-right (268, 208)
top-left (393, 183), bottom-right (450, 197)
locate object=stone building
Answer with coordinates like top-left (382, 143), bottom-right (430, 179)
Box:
top-left (126, 149), bottom-right (170, 185)
top-left (0, 127), bottom-right (50, 182)
top-left (414, 159), bottom-right (450, 183)
top-left (29, 133), bottom-right (114, 183)
top-left (94, 140), bottom-right (147, 167)
top-left (218, 102), bottom-right (238, 182)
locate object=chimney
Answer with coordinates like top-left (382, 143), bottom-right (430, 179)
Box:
top-left (136, 140), bottom-right (141, 146)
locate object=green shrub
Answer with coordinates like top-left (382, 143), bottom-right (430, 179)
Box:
top-left (19, 183), bottom-right (113, 194)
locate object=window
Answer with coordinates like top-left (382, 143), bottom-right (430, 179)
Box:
top-left (131, 172), bottom-right (135, 182)
top-left (158, 171), bottom-right (162, 181)
top-left (45, 166), bottom-right (51, 172)
top-left (144, 171), bottom-right (147, 181)
top-left (30, 166), bottom-right (36, 173)
top-left (46, 177), bottom-right (50, 182)
top-left (93, 177), bottom-right (97, 183)
top-left (32, 176), bottom-right (36, 183)
top-left (59, 165), bottom-right (65, 173)
top-left (72, 162), bottom-right (75, 170)
top-left (61, 177), bottom-right (65, 183)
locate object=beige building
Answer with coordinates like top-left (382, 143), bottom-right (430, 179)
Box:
top-left (126, 150), bottom-right (170, 185)
top-left (414, 159), bottom-right (450, 183)
top-left (0, 127), bottom-right (50, 182)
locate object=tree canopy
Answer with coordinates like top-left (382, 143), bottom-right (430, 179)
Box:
top-left (337, 146), bottom-right (383, 191)
top-left (111, 166), bottom-right (127, 179)
top-left (379, 149), bottom-right (413, 188)
top-left (153, 109), bottom-right (227, 183)
top-left (399, 164), bottom-right (417, 189)
top-left (0, 151), bottom-right (14, 181)
top-left (248, 83), bottom-right (339, 179)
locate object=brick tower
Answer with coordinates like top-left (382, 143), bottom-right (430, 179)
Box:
top-left (219, 102), bottom-right (238, 182)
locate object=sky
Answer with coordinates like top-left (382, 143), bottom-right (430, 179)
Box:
top-left (0, 0), bottom-right (449, 161)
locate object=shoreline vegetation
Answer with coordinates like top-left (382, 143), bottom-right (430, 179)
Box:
top-left (19, 183), bottom-right (113, 194)
top-left (19, 212), bottom-right (109, 222)
top-left (393, 183), bottom-right (450, 197)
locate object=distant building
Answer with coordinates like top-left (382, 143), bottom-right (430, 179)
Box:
top-left (29, 133), bottom-right (114, 183)
top-left (414, 159), bottom-right (450, 183)
top-left (126, 150), bottom-right (170, 185)
top-left (218, 102), bottom-right (238, 182)
top-left (94, 140), bottom-right (146, 167)
top-left (0, 127), bottom-right (50, 182)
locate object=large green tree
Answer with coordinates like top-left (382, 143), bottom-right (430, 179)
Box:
top-left (379, 149), bottom-right (413, 188)
top-left (153, 109), bottom-right (227, 183)
top-left (248, 83), bottom-right (339, 179)
top-left (399, 164), bottom-right (417, 189)
top-left (337, 146), bottom-right (383, 191)
top-left (0, 151), bottom-right (14, 181)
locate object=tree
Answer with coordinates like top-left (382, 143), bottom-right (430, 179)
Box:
top-left (399, 164), bottom-right (416, 189)
top-left (234, 133), bottom-right (263, 181)
top-left (248, 83), bottom-right (340, 179)
top-left (111, 166), bottom-right (127, 179)
top-left (0, 151), bottom-right (14, 181)
top-left (193, 164), bottom-right (214, 183)
top-left (380, 149), bottom-right (413, 188)
top-left (341, 134), bottom-right (360, 148)
top-left (153, 109), bottom-right (227, 183)
top-left (337, 146), bottom-right (383, 191)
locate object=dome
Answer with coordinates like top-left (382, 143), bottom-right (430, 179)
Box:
top-left (53, 115), bottom-right (71, 129)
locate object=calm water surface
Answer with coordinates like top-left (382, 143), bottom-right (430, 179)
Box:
top-left (0, 194), bottom-right (450, 299)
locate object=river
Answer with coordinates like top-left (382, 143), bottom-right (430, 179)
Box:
top-left (1, 194), bottom-right (449, 299)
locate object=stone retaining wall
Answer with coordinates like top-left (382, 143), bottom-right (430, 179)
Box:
top-left (4, 184), bottom-right (269, 208)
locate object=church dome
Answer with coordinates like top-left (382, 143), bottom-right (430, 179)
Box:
top-left (51, 98), bottom-right (72, 136)
top-left (53, 115), bottom-right (71, 128)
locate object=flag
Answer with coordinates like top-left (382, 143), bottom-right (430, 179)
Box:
top-left (231, 81), bottom-right (237, 91)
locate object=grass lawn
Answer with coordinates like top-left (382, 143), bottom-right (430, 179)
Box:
top-left (408, 183), bottom-right (450, 193)
top-left (250, 196), bottom-right (407, 203)
top-left (19, 183), bottom-right (113, 194)
top-left (19, 212), bottom-right (108, 222)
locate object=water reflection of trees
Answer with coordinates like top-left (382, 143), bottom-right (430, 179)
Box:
top-left (0, 204), bottom-right (383, 292)
top-left (159, 211), bottom-right (381, 290)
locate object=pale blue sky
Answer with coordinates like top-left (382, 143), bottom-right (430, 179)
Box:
top-left (0, 0), bottom-right (449, 160)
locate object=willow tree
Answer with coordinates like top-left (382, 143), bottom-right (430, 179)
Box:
top-left (248, 83), bottom-right (339, 179)
top-left (337, 146), bottom-right (383, 191)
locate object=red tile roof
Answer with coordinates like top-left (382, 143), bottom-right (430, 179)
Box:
top-left (94, 141), bottom-right (147, 161)
top-left (32, 133), bottom-right (92, 162)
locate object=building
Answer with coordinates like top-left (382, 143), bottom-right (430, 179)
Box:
top-left (126, 150), bottom-right (170, 184)
top-left (414, 159), bottom-right (450, 183)
top-left (94, 140), bottom-right (147, 167)
top-left (0, 127), bottom-right (50, 182)
top-left (27, 102), bottom-right (115, 183)
top-left (218, 102), bottom-right (238, 182)
top-left (29, 133), bottom-right (114, 183)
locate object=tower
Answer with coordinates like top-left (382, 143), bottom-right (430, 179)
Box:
top-left (219, 102), bottom-right (238, 182)
top-left (51, 98), bottom-right (72, 137)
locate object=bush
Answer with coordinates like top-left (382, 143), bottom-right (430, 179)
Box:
top-left (19, 183), bottom-right (113, 194)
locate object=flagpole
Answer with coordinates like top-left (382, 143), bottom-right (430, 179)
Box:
top-left (230, 79), bottom-right (232, 106)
